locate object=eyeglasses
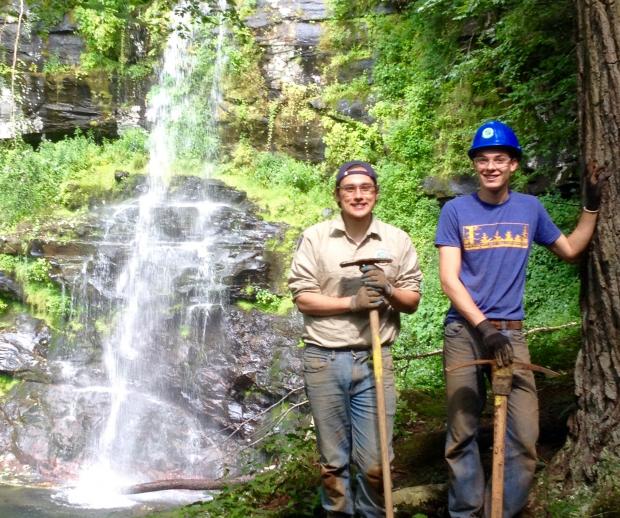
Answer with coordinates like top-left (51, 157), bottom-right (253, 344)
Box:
top-left (472, 156), bottom-right (513, 168)
top-left (338, 183), bottom-right (377, 195)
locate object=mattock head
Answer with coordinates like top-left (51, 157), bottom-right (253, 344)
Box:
top-left (339, 257), bottom-right (393, 270)
top-left (446, 359), bottom-right (560, 396)
top-left (492, 365), bottom-right (513, 396)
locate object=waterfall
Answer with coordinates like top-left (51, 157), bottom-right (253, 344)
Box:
top-left (64, 1), bottom-right (233, 507)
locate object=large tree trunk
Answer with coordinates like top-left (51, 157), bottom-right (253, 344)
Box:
top-left (560, 0), bottom-right (620, 483)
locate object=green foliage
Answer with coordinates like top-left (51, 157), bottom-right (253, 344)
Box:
top-left (41, 51), bottom-right (73, 74)
top-left (0, 374), bottom-right (19, 398)
top-left (525, 195), bottom-right (581, 327)
top-left (541, 453), bottom-right (620, 517)
top-left (73, 0), bottom-right (172, 74)
top-left (26, 1), bottom-right (80, 35)
top-left (528, 327), bottom-right (580, 372)
top-left (326, 0), bottom-right (577, 181)
top-left (216, 142), bottom-right (334, 228)
top-left (322, 119), bottom-right (383, 172)
top-left (0, 255), bottom-right (18, 275)
top-left (0, 129), bottom-right (148, 229)
top-left (252, 152), bottom-right (322, 194)
top-left (149, 427), bottom-right (320, 518)
top-left (234, 0), bottom-right (257, 19)
top-left (11, 257), bottom-right (70, 327)
top-left (239, 286), bottom-right (294, 315)
top-left (24, 0), bottom-right (174, 78)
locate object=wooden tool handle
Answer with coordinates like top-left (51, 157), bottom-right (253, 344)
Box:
top-left (491, 393), bottom-right (508, 518)
top-left (369, 309), bottom-right (394, 518)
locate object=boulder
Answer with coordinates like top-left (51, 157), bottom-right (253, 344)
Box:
top-left (0, 272), bottom-right (22, 301)
top-left (0, 314), bottom-right (51, 382)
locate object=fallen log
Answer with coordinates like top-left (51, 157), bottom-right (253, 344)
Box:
top-left (123, 475), bottom-right (255, 494)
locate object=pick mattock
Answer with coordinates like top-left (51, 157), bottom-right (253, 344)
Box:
top-left (445, 359), bottom-right (559, 518)
top-left (340, 257), bottom-right (394, 518)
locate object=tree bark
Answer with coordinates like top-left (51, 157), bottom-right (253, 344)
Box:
top-left (559, 0), bottom-right (620, 483)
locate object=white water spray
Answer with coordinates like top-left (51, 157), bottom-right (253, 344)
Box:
top-left (64, 1), bottom-right (231, 508)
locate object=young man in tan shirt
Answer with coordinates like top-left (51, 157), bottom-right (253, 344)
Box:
top-left (289, 161), bottom-right (423, 518)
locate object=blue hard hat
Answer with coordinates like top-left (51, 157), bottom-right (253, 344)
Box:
top-left (468, 120), bottom-right (522, 159)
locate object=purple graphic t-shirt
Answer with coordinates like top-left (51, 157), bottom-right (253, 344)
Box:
top-left (435, 192), bottom-right (561, 321)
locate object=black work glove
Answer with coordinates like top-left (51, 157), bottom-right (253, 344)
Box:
top-left (350, 286), bottom-right (385, 312)
top-left (583, 160), bottom-right (609, 211)
top-left (476, 319), bottom-right (514, 368)
top-left (360, 264), bottom-right (394, 297)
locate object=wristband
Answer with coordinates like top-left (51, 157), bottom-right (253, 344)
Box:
top-left (583, 206), bottom-right (600, 214)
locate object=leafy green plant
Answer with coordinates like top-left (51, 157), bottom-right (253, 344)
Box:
top-left (0, 374), bottom-right (19, 397)
top-left (3, 256), bottom-right (71, 327)
top-left (148, 423), bottom-right (320, 518)
top-left (41, 51), bottom-right (72, 74)
top-left (216, 142), bottom-right (334, 229)
top-left (0, 130), bottom-right (148, 230)
top-left (239, 286), bottom-right (294, 315)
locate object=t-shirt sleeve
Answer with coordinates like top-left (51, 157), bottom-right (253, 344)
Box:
top-left (288, 231), bottom-right (321, 299)
top-left (533, 201), bottom-right (562, 246)
top-left (435, 202), bottom-right (461, 248)
top-left (394, 235), bottom-right (423, 292)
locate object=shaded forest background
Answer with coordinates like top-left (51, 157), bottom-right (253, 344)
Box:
top-left (1, 0), bottom-right (616, 516)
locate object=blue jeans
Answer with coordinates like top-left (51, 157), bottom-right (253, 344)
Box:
top-left (303, 344), bottom-right (396, 518)
top-left (443, 321), bottom-right (538, 518)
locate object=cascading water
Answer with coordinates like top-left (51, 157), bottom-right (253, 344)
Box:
top-left (63, 1), bottom-right (236, 507)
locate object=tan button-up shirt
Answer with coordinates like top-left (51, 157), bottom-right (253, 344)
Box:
top-left (288, 214), bottom-right (423, 349)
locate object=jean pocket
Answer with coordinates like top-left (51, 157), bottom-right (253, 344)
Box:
top-left (303, 349), bottom-right (330, 373)
top-left (444, 321), bottom-right (465, 338)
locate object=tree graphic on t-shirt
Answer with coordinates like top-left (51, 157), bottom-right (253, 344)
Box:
top-left (462, 223), bottom-right (529, 250)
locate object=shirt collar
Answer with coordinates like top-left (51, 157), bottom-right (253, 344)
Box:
top-left (330, 213), bottom-right (382, 240)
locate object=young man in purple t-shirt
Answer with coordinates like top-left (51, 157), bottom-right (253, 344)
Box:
top-left (435, 120), bottom-right (606, 517)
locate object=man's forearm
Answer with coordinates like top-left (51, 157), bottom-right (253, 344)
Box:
top-left (295, 292), bottom-right (353, 316)
top-left (549, 210), bottom-right (598, 262)
top-left (441, 277), bottom-right (486, 326)
top-left (566, 210), bottom-right (598, 257)
top-left (439, 246), bottom-right (487, 326)
top-left (386, 288), bottom-right (420, 314)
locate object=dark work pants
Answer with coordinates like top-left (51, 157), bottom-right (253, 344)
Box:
top-left (443, 320), bottom-right (538, 518)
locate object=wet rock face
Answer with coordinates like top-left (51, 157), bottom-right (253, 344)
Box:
top-left (247, 0), bottom-right (329, 94)
top-left (422, 175), bottom-right (479, 203)
top-left (0, 7), bottom-right (150, 141)
top-left (218, 0), bottom-right (335, 162)
top-left (0, 314), bottom-right (51, 382)
top-left (0, 177), bottom-right (305, 484)
top-left (0, 272), bottom-right (23, 301)
top-left (227, 0), bottom-right (377, 162)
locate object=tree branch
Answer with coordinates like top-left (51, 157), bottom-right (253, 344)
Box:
top-left (523, 322), bottom-right (579, 335)
top-left (221, 386), bottom-right (305, 442)
top-left (122, 475), bottom-right (255, 494)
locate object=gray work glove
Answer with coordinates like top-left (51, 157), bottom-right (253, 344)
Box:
top-left (350, 286), bottom-right (385, 312)
top-left (476, 319), bottom-right (514, 368)
top-left (583, 160), bottom-right (609, 211)
top-left (360, 264), bottom-right (394, 297)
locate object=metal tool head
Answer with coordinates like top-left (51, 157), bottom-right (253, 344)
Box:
top-left (445, 359), bottom-right (560, 378)
top-left (339, 257), bottom-right (393, 269)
